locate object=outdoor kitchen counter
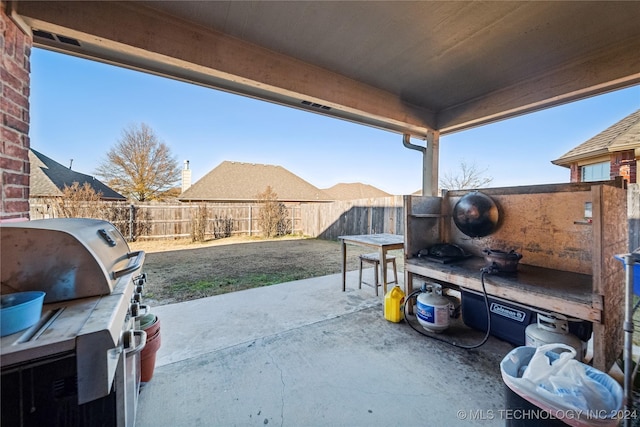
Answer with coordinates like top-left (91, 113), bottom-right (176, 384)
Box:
top-left (405, 256), bottom-right (599, 323)
top-left (403, 183), bottom-right (626, 371)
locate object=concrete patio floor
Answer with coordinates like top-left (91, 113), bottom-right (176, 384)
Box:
top-left (135, 269), bottom-right (514, 426)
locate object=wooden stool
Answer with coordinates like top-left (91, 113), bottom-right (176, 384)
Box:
top-left (358, 252), bottom-right (398, 296)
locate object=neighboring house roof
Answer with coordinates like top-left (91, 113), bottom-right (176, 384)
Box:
top-left (178, 161), bottom-right (331, 202)
top-left (323, 183), bottom-right (392, 200)
top-left (552, 109), bottom-right (640, 167)
top-left (29, 149), bottom-right (126, 200)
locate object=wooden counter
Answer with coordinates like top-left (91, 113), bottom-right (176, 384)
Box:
top-left (405, 257), bottom-right (600, 322)
top-left (402, 182), bottom-right (627, 371)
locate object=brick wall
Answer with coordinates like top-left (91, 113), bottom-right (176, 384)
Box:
top-left (1, 2), bottom-right (32, 220)
top-left (611, 150), bottom-right (637, 184)
top-left (568, 151), bottom-right (638, 184)
top-left (569, 163), bottom-right (580, 182)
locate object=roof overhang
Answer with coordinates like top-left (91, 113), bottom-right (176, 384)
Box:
top-left (551, 151), bottom-right (611, 168)
top-left (9, 1), bottom-right (640, 137)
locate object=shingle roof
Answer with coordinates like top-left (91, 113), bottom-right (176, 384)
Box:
top-left (29, 149), bottom-right (126, 200)
top-left (178, 161), bottom-right (331, 202)
top-left (552, 109), bottom-right (640, 166)
top-left (323, 183), bottom-right (392, 200)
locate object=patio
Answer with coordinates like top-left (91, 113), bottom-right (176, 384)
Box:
top-left (136, 269), bottom-right (513, 426)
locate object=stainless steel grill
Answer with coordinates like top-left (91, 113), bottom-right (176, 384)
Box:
top-left (1, 218), bottom-right (144, 302)
top-left (1, 218), bottom-right (147, 427)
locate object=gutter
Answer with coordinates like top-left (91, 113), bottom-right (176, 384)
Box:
top-left (403, 134), bottom-right (425, 153)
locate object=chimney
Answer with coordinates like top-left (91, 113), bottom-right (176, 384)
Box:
top-left (181, 160), bottom-right (192, 192)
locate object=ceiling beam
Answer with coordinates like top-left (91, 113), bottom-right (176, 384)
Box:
top-left (15, 1), bottom-right (436, 138)
top-left (438, 35), bottom-right (640, 133)
top-left (13, 1), bottom-right (640, 137)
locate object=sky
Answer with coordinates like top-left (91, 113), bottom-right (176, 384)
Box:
top-left (29, 48), bottom-right (640, 196)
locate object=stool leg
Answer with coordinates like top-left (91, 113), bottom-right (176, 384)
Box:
top-left (392, 258), bottom-right (398, 284)
top-left (374, 261), bottom-right (379, 296)
top-left (358, 258), bottom-right (363, 289)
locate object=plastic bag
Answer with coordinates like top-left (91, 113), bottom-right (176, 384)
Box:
top-left (544, 357), bottom-right (615, 412)
top-left (522, 343), bottom-right (576, 384)
top-left (501, 345), bottom-right (623, 427)
top-left (520, 344), bottom-right (615, 413)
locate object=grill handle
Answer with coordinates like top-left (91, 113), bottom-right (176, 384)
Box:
top-left (124, 330), bottom-right (147, 356)
top-left (112, 250), bottom-right (146, 279)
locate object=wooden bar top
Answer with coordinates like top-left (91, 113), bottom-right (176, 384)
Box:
top-left (406, 256), bottom-right (599, 322)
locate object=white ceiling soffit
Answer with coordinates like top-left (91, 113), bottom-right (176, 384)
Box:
top-left (13, 1), bottom-right (640, 137)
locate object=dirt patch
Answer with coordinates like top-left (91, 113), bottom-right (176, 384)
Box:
top-left (130, 236), bottom-right (404, 307)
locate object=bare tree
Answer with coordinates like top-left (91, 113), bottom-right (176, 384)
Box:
top-left (95, 123), bottom-right (181, 201)
top-left (439, 160), bottom-right (493, 190)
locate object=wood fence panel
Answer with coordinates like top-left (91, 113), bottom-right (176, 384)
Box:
top-left (32, 189), bottom-right (629, 244)
top-left (299, 196), bottom-right (404, 240)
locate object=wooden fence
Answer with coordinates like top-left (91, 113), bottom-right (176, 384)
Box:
top-left (30, 201), bottom-right (303, 241)
top-left (298, 196), bottom-right (404, 239)
top-left (29, 185), bottom-right (638, 246)
top-left (128, 203), bottom-right (303, 240)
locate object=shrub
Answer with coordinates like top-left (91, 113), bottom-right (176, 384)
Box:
top-left (190, 204), bottom-right (208, 242)
top-left (256, 186), bottom-right (291, 238)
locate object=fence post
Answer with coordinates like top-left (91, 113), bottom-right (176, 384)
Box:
top-left (129, 204), bottom-right (135, 241)
top-left (249, 205), bottom-right (252, 236)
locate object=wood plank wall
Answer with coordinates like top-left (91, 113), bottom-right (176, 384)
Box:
top-left (445, 184), bottom-right (596, 274)
top-left (298, 196), bottom-right (404, 239)
top-left (593, 185), bottom-right (627, 370)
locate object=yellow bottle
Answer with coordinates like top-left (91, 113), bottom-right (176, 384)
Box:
top-left (384, 286), bottom-right (405, 323)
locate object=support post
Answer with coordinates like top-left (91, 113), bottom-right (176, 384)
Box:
top-left (424, 131), bottom-right (439, 197)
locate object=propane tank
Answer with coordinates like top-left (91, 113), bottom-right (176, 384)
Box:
top-left (443, 288), bottom-right (461, 319)
top-left (416, 283), bottom-right (450, 333)
top-left (384, 286), bottom-right (405, 323)
top-left (525, 313), bottom-right (585, 360)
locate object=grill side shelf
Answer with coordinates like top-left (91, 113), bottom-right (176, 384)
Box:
top-left (0, 298), bottom-right (99, 368)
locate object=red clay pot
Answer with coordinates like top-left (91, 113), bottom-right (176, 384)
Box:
top-left (140, 319), bottom-right (161, 382)
top-left (142, 315), bottom-right (160, 336)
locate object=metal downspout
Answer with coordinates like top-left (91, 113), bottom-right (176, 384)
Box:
top-left (403, 133), bottom-right (439, 196)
